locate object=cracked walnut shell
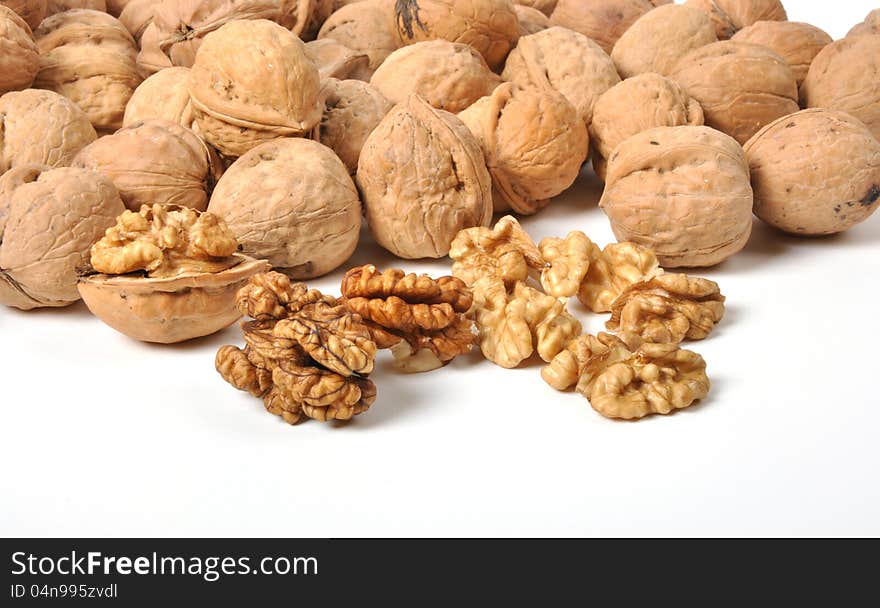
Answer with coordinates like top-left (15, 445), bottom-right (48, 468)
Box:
top-left (449, 215), bottom-right (544, 288)
top-left (683, 0), bottom-right (787, 40)
top-left (0, 5), bottom-right (39, 96)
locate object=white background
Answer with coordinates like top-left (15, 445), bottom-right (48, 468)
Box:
top-left (2, 2), bottom-right (878, 538)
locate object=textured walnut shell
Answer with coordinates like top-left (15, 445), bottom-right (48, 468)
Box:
top-left (371, 40), bottom-right (501, 113)
top-left (458, 83), bottom-right (588, 214)
top-left (847, 9), bottom-right (880, 38)
top-left (305, 38), bottom-right (372, 81)
top-left (589, 73), bottom-right (704, 182)
top-left (311, 78), bottom-right (392, 175)
top-left (123, 67), bottom-right (195, 130)
top-left (515, 0), bottom-right (555, 16)
top-left (611, 4), bottom-right (717, 79)
top-left (0, 0), bottom-right (47, 29)
top-left (357, 94), bottom-right (493, 259)
top-left (0, 5), bottom-right (39, 95)
top-left (0, 166), bottom-right (125, 310)
top-left (34, 9), bottom-right (142, 133)
top-left (514, 5), bottom-right (548, 36)
top-left (731, 21), bottom-right (831, 87)
top-left (600, 125), bottom-right (753, 268)
top-left (79, 254), bottom-right (270, 343)
top-left (394, 0), bottom-right (519, 71)
top-left (501, 26), bottom-right (620, 126)
top-left (318, 0), bottom-right (401, 71)
top-left (684, 0), bottom-right (786, 39)
top-left (549, 0), bottom-right (652, 55)
top-left (72, 119), bottom-right (222, 212)
top-left (744, 109), bottom-right (880, 236)
top-left (117, 0), bottom-right (156, 41)
top-left (669, 41), bottom-right (798, 145)
top-left (801, 35), bottom-right (880, 143)
top-left (0, 89), bottom-right (97, 174)
top-left (188, 19), bottom-right (322, 158)
top-left (47, 0), bottom-right (106, 16)
top-left (208, 138), bottom-right (361, 278)
top-left (106, 0), bottom-right (129, 15)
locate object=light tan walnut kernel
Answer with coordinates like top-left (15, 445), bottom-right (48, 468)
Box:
top-left (539, 231), bottom-right (593, 299)
top-left (450, 216), bottom-right (544, 288)
top-left (541, 332), bottom-right (631, 392)
top-left (577, 241), bottom-right (661, 313)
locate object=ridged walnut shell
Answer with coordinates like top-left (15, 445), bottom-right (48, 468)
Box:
top-left (0, 5), bottom-right (39, 95)
top-left (79, 254), bottom-right (270, 343)
top-left (0, 0), bottom-right (47, 30)
top-left (744, 109), bottom-right (880, 236)
top-left (305, 38), bottom-right (372, 82)
top-left (731, 21), bottom-right (831, 87)
top-left (0, 166), bottom-right (125, 310)
top-left (357, 94), bottom-right (493, 259)
top-left (72, 119), bottom-right (222, 212)
top-left (589, 73), bottom-right (704, 182)
top-left (188, 19), bottom-right (322, 158)
top-left (611, 4), bottom-right (717, 79)
top-left (514, 5), bottom-right (548, 36)
top-left (501, 26), bottom-right (620, 126)
top-left (600, 125), bottom-right (753, 268)
top-left (34, 9), bottom-right (142, 133)
top-left (669, 40), bottom-right (798, 145)
top-left (123, 66), bottom-right (195, 130)
top-left (801, 35), bottom-right (880, 142)
top-left (683, 0), bottom-right (787, 39)
top-left (47, 0), bottom-right (106, 16)
top-left (370, 40), bottom-right (501, 113)
top-left (847, 9), bottom-right (880, 38)
top-left (117, 0), bottom-right (157, 42)
top-left (549, 0), bottom-right (652, 55)
top-left (515, 0), bottom-right (555, 17)
top-left (0, 89), bottom-right (97, 174)
top-left (458, 83), bottom-right (588, 214)
top-left (208, 138), bottom-right (361, 278)
top-left (394, 0), bottom-right (519, 71)
top-left (318, 0), bottom-right (401, 71)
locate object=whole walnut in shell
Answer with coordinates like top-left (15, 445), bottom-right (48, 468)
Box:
top-left (117, 0), bottom-right (157, 42)
top-left (669, 40), bottom-right (798, 145)
top-left (589, 73), bottom-right (704, 182)
top-left (318, 0), bottom-right (401, 71)
top-left (501, 26), bottom-right (620, 126)
top-left (0, 165), bottom-right (125, 310)
top-left (801, 35), bottom-right (880, 142)
top-left (611, 4), bottom-right (717, 79)
top-left (123, 67), bottom-right (195, 130)
top-left (47, 0), bottom-right (106, 16)
top-left (847, 9), bottom-right (880, 37)
top-left (514, 4), bottom-right (548, 36)
top-left (743, 109), bottom-right (880, 236)
top-left (305, 39), bottom-right (372, 81)
top-left (0, 0), bottom-right (47, 29)
top-left (0, 89), bottom-right (97, 174)
top-left (394, 0), bottom-right (519, 71)
top-left (209, 138), bottom-right (361, 278)
top-left (0, 5), bottom-right (39, 95)
top-left (34, 9), bottom-right (142, 133)
top-left (600, 126), bottom-right (753, 268)
top-left (357, 94), bottom-right (493, 259)
top-left (683, 0), bottom-right (787, 39)
top-left (549, 0), bottom-right (653, 55)
top-left (515, 0), bottom-right (555, 16)
top-left (188, 19), bottom-right (322, 158)
top-left (731, 21), bottom-right (831, 87)
top-left (72, 119), bottom-right (222, 212)
top-left (311, 78), bottom-right (392, 175)
top-left (370, 40), bottom-right (501, 113)
top-left (458, 83), bottom-right (588, 215)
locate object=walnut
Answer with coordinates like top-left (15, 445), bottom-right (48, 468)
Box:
top-left (305, 39), bottom-right (372, 82)
top-left (683, 0), bottom-right (787, 40)
top-left (123, 67), bottom-right (196, 131)
top-left (514, 0), bottom-right (555, 17)
top-left (394, 0), bottom-right (519, 71)
top-left (72, 119), bottom-right (222, 213)
top-left (273, 362), bottom-right (376, 422)
top-left (47, 0), bottom-right (106, 15)
top-left (731, 21), bottom-right (831, 87)
top-left (589, 73), bottom-right (704, 182)
top-left (549, 0), bottom-right (652, 55)
top-left (236, 271), bottom-right (335, 321)
top-left (0, 0), bottom-right (47, 30)
top-left (577, 240), bottom-right (660, 313)
top-left (0, 89), bottom-right (96, 175)
top-left (449, 215), bottom-right (544, 288)
top-left (538, 231), bottom-right (592, 299)
top-left (341, 264), bottom-right (475, 372)
top-left (669, 41), bottom-right (798, 145)
top-left (208, 137), bottom-right (361, 279)
top-left (318, 0), bottom-right (401, 72)
top-left (743, 109), bottom-right (880, 236)
top-left (117, 0), bottom-right (155, 42)
top-left (34, 9), bottom-right (143, 133)
top-left (501, 27), bottom-right (620, 126)
top-left (458, 83), bottom-right (589, 215)
top-left (847, 9), bottom-right (880, 38)
top-left (311, 78), bottom-right (392, 175)
top-left (606, 273), bottom-right (725, 344)
top-left (370, 40), bottom-right (502, 113)
top-left (471, 276), bottom-right (581, 369)
top-left (611, 4), bottom-right (717, 79)
top-left (188, 19), bottom-right (322, 158)
top-left (540, 332), bottom-right (630, 391)
top-left (801, 35), bottom-right (880, 142)
top-left (357, 94), bottom-right (493, 259)
top-left (0, 166), bottom-right (125, 310)
top-left (216, 344), bottom-right (273, 398)
top-left (106, 0), bottom-right (129, 16)
top-left (600, 126), bottom-right (753, 268)
top-left (0, 5), bottom-right (39, 95)
top-left (514, 4), bottom-right (549, 36)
